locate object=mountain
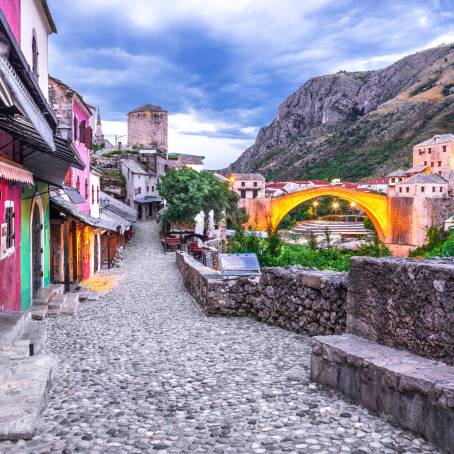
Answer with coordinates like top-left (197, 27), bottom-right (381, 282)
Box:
top-left (228, 45), bottom-right (454, 181)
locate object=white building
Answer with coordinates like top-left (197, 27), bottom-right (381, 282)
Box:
top-left (89, 168), bottom-right (102, 219)
top-left (121, 159), bottom-right (161, 220)
top-left (167, 153), bottom-right (205, 172)
top-left (20, 0), bottom-right (56, 99)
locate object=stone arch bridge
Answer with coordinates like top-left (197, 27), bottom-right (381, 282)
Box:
top-left (239, 186), bottom-right (451, 255)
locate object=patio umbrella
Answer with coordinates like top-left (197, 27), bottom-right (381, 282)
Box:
top-left (208, 210), bottom-right (216, 239)
top-left (194, 210), bottom-right (205, 245)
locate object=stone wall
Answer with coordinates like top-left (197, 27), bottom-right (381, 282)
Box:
top-left (176, 252), bottom-right (348, 335)
top-left (251, 267), bottom-right (347, 335)
top-left (347, 256), bottom-right (454, 365)
top-left (127, 111), bottom-right (168, 150)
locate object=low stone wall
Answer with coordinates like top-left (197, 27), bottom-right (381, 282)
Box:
top-left (175, 251), bottom-right (256, 316)
top-left (347, 256), bottom-right (454, 365)
top-left (176, 252), bottom-right (348, 335)
top-left (251, 267), bottom-right (347, 335)
top-left (311, 334), bottom-right (454, 454)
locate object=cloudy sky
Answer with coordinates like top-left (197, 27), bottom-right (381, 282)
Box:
top-left (48, 0), bottom-right (454, 169)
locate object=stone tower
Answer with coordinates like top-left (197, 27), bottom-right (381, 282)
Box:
top-left (127, 104), bottom-right (168, 151)
top-left (94, 107), bottom-right (104, 145)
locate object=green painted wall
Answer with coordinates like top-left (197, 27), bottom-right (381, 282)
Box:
top-left (20, 181), bottom-right (50, 310)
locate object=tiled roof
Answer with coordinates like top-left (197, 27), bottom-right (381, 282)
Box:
top-left (121, 159), bottom-right (148, 175)
top-left (128, 104), bottom-right (167, 114)
top-left (404, 165), bottom-right (428, 175)
top-left (404, 173), bottom-right (448, 184)
top-left (416, 134), bottom-right (454, 146)
top-left (361, 178), bottom-right (387, 185)
top-left (227, 173), bottom-right (265, 181)
top-left (386, 169), bottom-right (406, 177)
top-left (100, 191), bottom-right (137, 222)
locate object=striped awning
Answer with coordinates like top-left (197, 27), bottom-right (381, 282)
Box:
top-left (0, 156), bottom-right (34, 185)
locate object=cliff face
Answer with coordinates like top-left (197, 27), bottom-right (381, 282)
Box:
top-left (229, 45), bottom-right (454, 181)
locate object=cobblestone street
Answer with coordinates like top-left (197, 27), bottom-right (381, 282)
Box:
top-left (0, 221), bottom-right (440, 454)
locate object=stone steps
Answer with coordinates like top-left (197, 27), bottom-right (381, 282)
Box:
top-left (31, 284), bottom-right (83, 319)
top-left (0, 355), bottom-right (57, 440)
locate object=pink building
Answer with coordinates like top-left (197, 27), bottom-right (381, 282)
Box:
top-left (48, 76), bottom-right (93, 214)
top-left (0, 0), bottom-right (20, 43)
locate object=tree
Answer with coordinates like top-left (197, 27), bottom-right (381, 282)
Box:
top-left (158, 168), bottom-right (243, 226)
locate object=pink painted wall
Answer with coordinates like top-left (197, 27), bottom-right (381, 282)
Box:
top-left (70, 99), bottom-right (91, 215)
top-left (0, 0), bottom-right (21, 44)
top-left (0, 180), bottom-right (22, 313)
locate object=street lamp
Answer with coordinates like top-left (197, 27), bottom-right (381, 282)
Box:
top-left (332, 201), bottom-right (340, 212)
top-left (312, 200), bottom-right (319, 218)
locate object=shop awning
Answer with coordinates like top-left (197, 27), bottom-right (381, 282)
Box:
top-left (63, 185), bottom-right (86, 204)
top-left (0, 156), bottom-right (34, 185)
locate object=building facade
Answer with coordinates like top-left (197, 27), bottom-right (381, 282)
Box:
top-left (127, 104), bottom-right (168, 151)
top-left (227, 173), bottom-right (266, 199)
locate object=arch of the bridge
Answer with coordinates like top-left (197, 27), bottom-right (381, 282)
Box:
top-left (270, 186), bottom-right (389, 241)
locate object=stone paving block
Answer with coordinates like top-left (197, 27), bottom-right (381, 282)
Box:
top-left (0, 355), bottom-right (57, 440)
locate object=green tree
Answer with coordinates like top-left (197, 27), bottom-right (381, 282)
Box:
top-left (158, 168), bottom-right (244, 226)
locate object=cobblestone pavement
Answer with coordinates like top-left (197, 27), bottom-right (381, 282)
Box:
top-left (1, 221), bottom-right (440, 454)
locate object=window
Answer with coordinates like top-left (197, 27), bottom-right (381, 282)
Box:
top-left (138, 187), bottom-right (142, 194)
top-left (443, 146), bottom-right (447, 152)
top-left (241, 181), bottom-right (245, 187)
top-left (391, 178), bottom-right (395, 183)
top-left (74, 117), bottom-right (78, 141)
top-left (92, 184), bottom-right (95, 204)
top-left (240, 190), bottom-right (246, 199)
top-left (438, 161), bottom-right (442, 167)
top-left (76, 175), bottom-right (80, 191)
top-left (432, 186), bottom-right (436, 192)
top-left (406, 187), bottom-right (410, 193)
top-left (421, 186), bottom-right (425, 193)
top-left (97, 187), bottom-right (100, 203)
top-left (146, 186), bottom-right (149, 193)
top-left (79, 121), bottom-right (86, 144)
top-left (4, 201), bottom-right (15, 250)
top-left (419, 149), bottom-right (423, 155)
top-left (253, 190), bottom-right (258, 198)
top-left (431, 162), bottom-right (434, 167)
top-left (151, 186), bottom-right (154, 192)
top-left (440, 187), bottom-right (443, 192)
top-left (253, 182), bottom-right (258, 187)
top-left (424, 161), bottom-right (427, 166)
top-left (428, 148), bottom-right (432, 154)
top-left (32, 31), bottom-right (39, 78)
top-left (399, 187), bottom-right (402, 193)
top-left (85, 179), bottom-right (89, 199)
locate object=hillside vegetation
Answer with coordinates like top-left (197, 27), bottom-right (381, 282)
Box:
top-left (228, 44), bottom-right (454, 181)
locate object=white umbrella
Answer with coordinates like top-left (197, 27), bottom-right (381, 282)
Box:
top-left (194, 210), bottom-right (205, 245)
top-left (208, 210), bottom-right (215, 239)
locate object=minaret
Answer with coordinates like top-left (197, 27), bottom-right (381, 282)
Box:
top-left (94, 107), bottom-right (104, 144)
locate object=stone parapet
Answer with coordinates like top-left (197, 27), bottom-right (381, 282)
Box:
top-left (311, 334), bottom-right (454, 453)
top-left (176, 252), bottom-right (347, 334)
top-left (347, 256), bottom-right (454, 365)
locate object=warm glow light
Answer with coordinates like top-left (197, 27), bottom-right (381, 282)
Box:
top-left (350, 202), bottom-right (356, 208)
top-left (229, 176), bottom-right (235, 182)
top-left (332, 202), bottom-right (339, 210)
top-left (312, 201), bottom-right (319, 207)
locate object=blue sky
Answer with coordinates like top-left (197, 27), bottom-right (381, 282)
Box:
top-left (48, 0), bottom-right (454, 168)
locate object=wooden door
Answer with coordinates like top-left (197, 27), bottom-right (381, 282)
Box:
top-left (32, 204), bottom-right (43, 295)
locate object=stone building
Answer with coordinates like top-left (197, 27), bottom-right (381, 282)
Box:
top-left (226, 173), bottom-right (266, 199)
top-left (127, 104), bottom-right (168, 151)
top-left (167, 153), bottom-right (205, 172)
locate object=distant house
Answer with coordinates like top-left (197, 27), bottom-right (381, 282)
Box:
top-left (357, 178), bottom-right (388, 194)
top-left (227, 173), bottom-right (266, 199)
top-left (167, 153), bottom-right (205, 172)
top-left (121, 159), bottom-right (162, 220)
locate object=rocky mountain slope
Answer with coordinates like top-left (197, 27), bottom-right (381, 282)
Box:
top-left (228, 45), bottom-right (454, 181)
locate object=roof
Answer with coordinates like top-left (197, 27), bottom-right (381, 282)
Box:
top-left (387, 169), bottom-right (406, 177)
top-left (404, 173), bottom-right (448, 184)
top-left (361, 178), bottom-right (387, 185)
top-left (416, 134), bottom-right (454, 146)
top-left (404, 165), bottom-right (429, 175)
top-left (309, 180), bottom-right (330, 185)
top-left (266, 182), bottom-right (287, 189)
top-left (49, 187), bottom-right (119, 232)
top-left (100, 191), bottom-right (137, 222)
top-left (41, 0), bottom-right (57, 33)
top-left (227, 173), bottom-right (265, 181)
top-left (128, 104), bottom-right (167, 114)
top-left (121, 159), bottom-right (148, 175)
top-left (63, 186), bottom-right (85, 204)
top-left (134, 195), bottom-right (163, 204)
